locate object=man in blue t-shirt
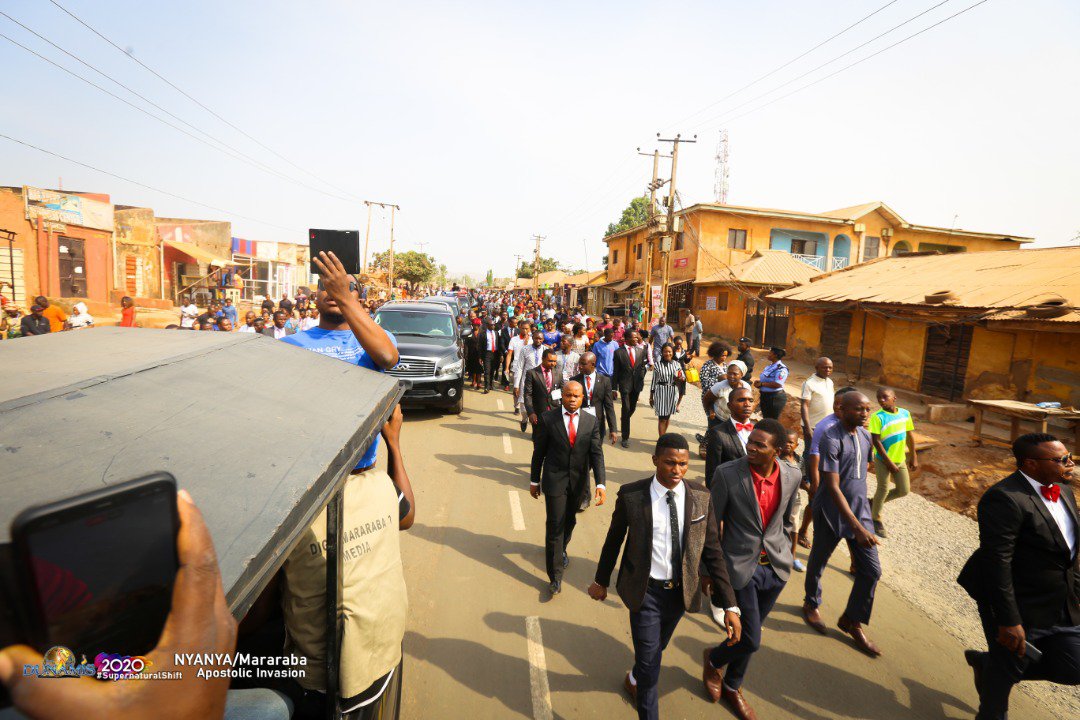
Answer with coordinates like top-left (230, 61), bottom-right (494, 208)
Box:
top-left (284, 252), bottom-right (399, 468)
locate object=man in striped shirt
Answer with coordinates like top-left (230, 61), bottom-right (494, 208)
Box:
top-left (868, 388), bottom-right (918, 538)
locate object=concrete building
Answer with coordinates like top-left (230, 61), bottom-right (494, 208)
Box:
top-left (114, 206), bottom-right (164, 302)
top-left (769, 247), bottom-right (1080, 404)
top-left (602, 200), bottom-right (1031, 339)
top-left (156, 218), bottom-right (234, 303)
top-left (0, 186), bottom-right (116, 309)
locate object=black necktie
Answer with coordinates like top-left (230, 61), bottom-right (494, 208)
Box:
top-left (666, 490), bottom-right (682, 584)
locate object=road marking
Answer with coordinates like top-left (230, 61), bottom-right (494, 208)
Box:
top-left (502, 432), bottom-right (513, 454)
top-left (525, 616), bottom-right (553, 720)
top-left (509, 490), bottom-right (526, 531)
top-left (497, 398), bottom-right (505, 411)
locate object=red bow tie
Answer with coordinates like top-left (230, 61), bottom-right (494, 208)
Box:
top-left (735, 422), bottom-right (754, 432)
top-left (1040, 484), bottom-right (1061, 503)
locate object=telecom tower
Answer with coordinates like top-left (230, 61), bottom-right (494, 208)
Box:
top-left (713, 130), bottom-right (730, 204)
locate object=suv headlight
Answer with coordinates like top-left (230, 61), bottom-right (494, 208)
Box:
top-left (437, 359), bottom-right (463, 378)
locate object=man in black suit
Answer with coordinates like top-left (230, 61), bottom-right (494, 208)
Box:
top-left (475, 317), bottom-right (500, 393)
top-left (571, 351), bottom-right (618, 445)
top-left (613, 330), bottom-right (648, 448)
top-left (524, 349), bottom-right (563, 430)
top-left (703, 419), bottom-right (802, 719)
top-left (704, 387), bottom-right (755, 487)
top-left (590, 433), bottom-right (741, 720)
top-left (958, 432), bottom-right (1080, 720)
top-left (497, 316), bottom-right (516, 389)
top-left (530, 381), bottom-right (606, 596)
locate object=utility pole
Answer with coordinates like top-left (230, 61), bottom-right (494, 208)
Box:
top-left (656, 132), bottom-right (696, 322)
top-left (513, 254), bottom-right (524, 280)
top-left (388, 205), bottom-right (398, 299)
top-left (531, 235), bottom-right (545, 296)
top-left (637, 147), bottom-right (671, 325)
top-left (362, 200), bottom-right (398, 273)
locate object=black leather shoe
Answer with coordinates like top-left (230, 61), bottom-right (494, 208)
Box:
top-left (520, 420), bottom-right (528, 433)
top-left (549, 579), bottom-right (561, 596)
top-left (620, 439), bottom-right (630, 448)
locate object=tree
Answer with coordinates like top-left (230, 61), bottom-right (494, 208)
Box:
top-left (605, 195), bottom-right (651, 237)
top-left (372, 249), bottom-right (436, 286)
top-left (517, 256), bottom-right (561, 279)
top-left (485, 269), bottom-right (494, 286)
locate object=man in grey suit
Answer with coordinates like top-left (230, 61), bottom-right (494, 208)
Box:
top-left (702, 418), bottom-right (802, 719)
top-left (590, 433), bottom-right (741, 720)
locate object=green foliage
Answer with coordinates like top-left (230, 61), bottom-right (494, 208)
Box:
top-left (485, 269), bottom-right (494, 286)
top-left (516, 256), bottom-right (561, 279)
top-left (372, 249), bottom-right (437, 285)
top-left (605, 196), bottom-right (651, 237)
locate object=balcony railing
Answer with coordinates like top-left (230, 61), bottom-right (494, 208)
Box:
top-left (791, 253), bottom-right (826, 271)
top-left (831, 256), bottom-right (850, 271)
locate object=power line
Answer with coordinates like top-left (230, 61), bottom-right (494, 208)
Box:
top-left (666, 0), bottom-right (902, 131)
top-left (1, 132), bottom-right (299, 232)
top-left (699, 0), bottom-right (992, 132)
top-left (45, 0), bottom-right (364, 203)
top-left (687, 0), bottom-right (958, 134)
top-left (0, 27), bottom-right (357, 203)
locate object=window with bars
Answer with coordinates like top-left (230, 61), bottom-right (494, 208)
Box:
top-left (728, 229), bottom-right (747, 249)
top-left (635, 244), bottom-right (642, 259)
top-left (674, 232), bottom-right (685, 251)
top-left (612, 249), bottom-right (619, 264)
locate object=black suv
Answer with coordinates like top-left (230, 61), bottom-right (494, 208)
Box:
top-left (374, 301), bottom-right (465, 413)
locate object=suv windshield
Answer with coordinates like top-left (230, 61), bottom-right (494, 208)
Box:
top-left (376, 309), bottom-right (456, 338)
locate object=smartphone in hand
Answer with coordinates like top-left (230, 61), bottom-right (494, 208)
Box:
top-left (10, 473), bottom-right (180, 659)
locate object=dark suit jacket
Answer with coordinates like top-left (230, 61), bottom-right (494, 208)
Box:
top-left (711, 457), bottom-right (802, 589)
top-left (524, 365), bottom-right (563, 418)
top-left (958, 471), bottom-right (1080, 629)
top-left (595, 478), bottom-right (736, 614)
top-left (705, 419), bottom-right (748, 487)
top-left (530, 408), bottom-right (605, 496)
top-left (497, 326), bottom-right (513, 354)
top-left (612, 345), bottom-right (648, 395)
top-left (571, 373), bottom-right (617, 438)
top-left (474, 328), bottom-right (500, 357)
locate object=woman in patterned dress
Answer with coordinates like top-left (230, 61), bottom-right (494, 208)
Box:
top-left (650, 342), bottom-right (684, 436)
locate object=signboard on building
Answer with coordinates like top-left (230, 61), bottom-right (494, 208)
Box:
top-left (674, 257), bottom-right (688, 268)
top-left (650, 285), bottom-right (663, 316)
top-left (256, 241), bottom-right (278, 261)
top-left (24, 186), bottom-right (113, 232)
top-left (705, 295), bottom-right (718, 311)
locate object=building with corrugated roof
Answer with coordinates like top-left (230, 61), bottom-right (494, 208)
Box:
top-left (768, 246), bottom-right (1080, 404)
top-left (602, 200), bottom-right (1032, 337)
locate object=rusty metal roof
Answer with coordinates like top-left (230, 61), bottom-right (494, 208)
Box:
top-left (696, 249), bottom-right (822, 287)
top-left (769, 247), bottom-right (1080, 313)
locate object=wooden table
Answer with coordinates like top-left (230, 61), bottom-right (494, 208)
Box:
top-left (969, 399), bottom-right (1080, 453)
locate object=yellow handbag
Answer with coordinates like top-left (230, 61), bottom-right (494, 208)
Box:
top-left (685, 366), bottom-right (700, 384)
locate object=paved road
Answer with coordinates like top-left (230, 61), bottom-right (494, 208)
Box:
top-left (393, 387), bottom-right (1050, 719)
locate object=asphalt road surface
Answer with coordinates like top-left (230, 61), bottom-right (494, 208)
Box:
top-left (394, 387), bottom-right (1051, 720)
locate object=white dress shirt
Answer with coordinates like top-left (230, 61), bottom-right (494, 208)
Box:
top-left (582, 372), bottom-right (597, 403)
top-left (272, 326), bottom-right (289, 339)
top-left (649, 476), bottom-right (685, 581)
top-left (485, 329), bottom-right (498, 352)
top-left (730, 417), bottom-right (753, 449)
top-left (1022, 472), bottom-right (1077, 558)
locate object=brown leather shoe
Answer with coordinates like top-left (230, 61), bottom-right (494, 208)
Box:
top-left (721, 684), bottom-right (758, 720)
top-left (702, 648), bottom-right (722, 703)
top-left (802, 602), bottom-right (827, 634)
top-left (838, 614), bottom-right (882, 657)
top-left (623, 671), bottom-right (637, 706)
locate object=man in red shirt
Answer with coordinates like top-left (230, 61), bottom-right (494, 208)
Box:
top-left (701, 418), bottom-right (803, 719)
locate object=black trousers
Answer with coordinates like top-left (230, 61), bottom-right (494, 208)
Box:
top-left (708, 563), bottom-right (786, 690)
top-left (620, 388), bottom-right (641, 440)
top-left (804, 509), bottom-right (880, 623)
top-left (544, 489), bottom-right (581, 583)
top-left (972, 602), bottom-right (1080, 720)
top-left (481, 350), bottom-right (497, 389)
top-left (760, 391), bottom-right (787, 420)
top-left (630, 583), bottom-right (685, 720)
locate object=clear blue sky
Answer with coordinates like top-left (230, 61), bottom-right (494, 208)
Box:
top-left (2, 0), bottom-right (1077, 278)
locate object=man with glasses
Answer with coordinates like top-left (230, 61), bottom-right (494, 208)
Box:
top-left (959, 433), bottom-right (1080, 720)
